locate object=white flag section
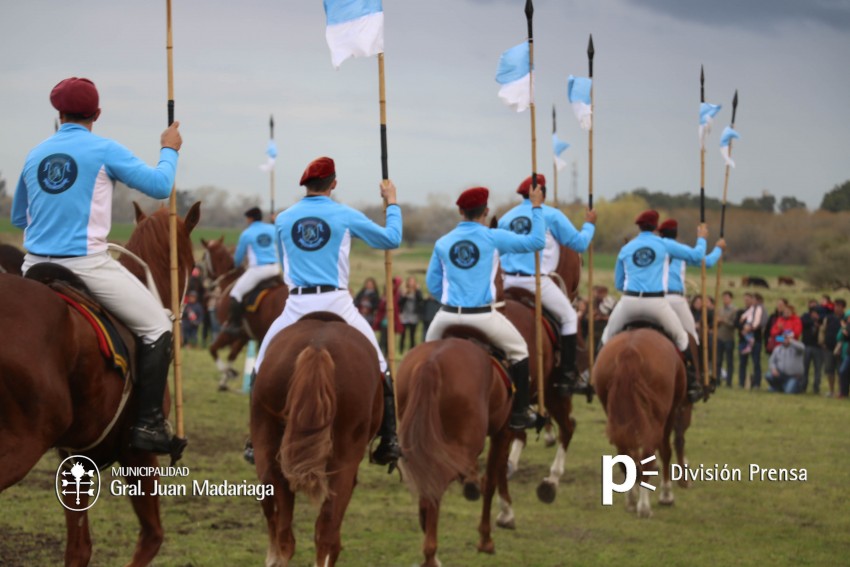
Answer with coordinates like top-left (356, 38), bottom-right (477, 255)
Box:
top-left (553, 132), bottom-right (569, 171)
top-left (554, 154), bottom-right (567, 172)
top-left (324, 0), bottom-right (384, 69)
top-left (260, 140), bottom-right (278, 172)
top-left (719, 126), bottom-right (740, 168)
top-left (495, 41), bottom-right (532, 112)
top-left (567, 75), bottom-right (592, 131)
top-left (698, 102), bottom-right (722, 149)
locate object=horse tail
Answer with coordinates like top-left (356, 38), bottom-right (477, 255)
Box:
top-left (279, 346), bottom-right (336, 504)
top-left (399, 357), bottom-right (468, 504)
top-left (605, 344), bottom-right (657, 455)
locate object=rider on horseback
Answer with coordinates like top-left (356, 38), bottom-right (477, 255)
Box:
top-left (425, 185), bottom-right (546, 431)
top-left (499, 174), bottom-right (597, 399)
top-left (12, 77), bottom-right (183, 455)
top-left (253, 157), bottom-right (403, 467)
top-left (223, 207), bottom-right (280, 335)
top-left (600, 210), bottom-right (709, 403)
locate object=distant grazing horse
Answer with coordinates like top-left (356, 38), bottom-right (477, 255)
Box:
top-left (594, 328), bottom-right (688, 518)
top-left (397, 337), bottom-right (513, 566)
top-left (0, 201), bottom-right (200, 566)
top-left (0, 243), bottom-right (24, 275)
top-left (252, 315), bottom-right (383, 567)
top-left (742, 275), bottom-right (770, 289)
top-left (501, 245), bottom-right (587, 506)
top-left (202, 236), bottom-right (287, 389)
top-left (777, 275), bottom-right (796, 287)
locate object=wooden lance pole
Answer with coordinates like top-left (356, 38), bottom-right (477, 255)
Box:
top-left (378, 53), bottom-right (397, 382)
top-left (587, 34), bottom-right (596, 383)
top-left (525, 0), bottom-right (546, 417)
top-left (165, 0), bottom-right (185, 440)
top-left (699, 65), bottom-right (709, 386)
top-left (269, 115), bottom-right (275, 218)
top-left (552, 105), bottom-right (558, 207)
top-left (712, 90), bottom-right (738, 381)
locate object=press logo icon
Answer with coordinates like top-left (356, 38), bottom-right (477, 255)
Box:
top-left (601, 454), bottom-right (658, 505)
top-left (55, 455), bottom-right (101, 511)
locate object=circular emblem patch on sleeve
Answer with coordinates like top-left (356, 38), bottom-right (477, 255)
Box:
top-left (37, 154), bottom-right (78, 194)
top-left (291, 217), bottom-right (331, 251)
top-left (632, 247), bottom-right (657, 267)
top-left (256, 233), bottom-right (273, 248)
top-left (449, 240), bottom-right (480, 269)
top-left (508, 216), bottom-right (532, 235)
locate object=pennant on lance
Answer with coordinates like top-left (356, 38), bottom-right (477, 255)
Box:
top-left (699, 102), bottom-right (722, 148)
top-left (553, 132), bottom-right (569, 171)
top-left (567, 75), bottom-right (592, 131)
top-left (324, 0), bottom-right (384, 69)
top-left (495, 41), bottom-right (532, 112)
top-left (719, 126), bottom-right (740, 167)
top-left (260, 140), bottom-right (277, 172)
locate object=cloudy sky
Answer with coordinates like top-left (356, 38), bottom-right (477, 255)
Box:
top-left (2, 0), bottom-right (849, 213)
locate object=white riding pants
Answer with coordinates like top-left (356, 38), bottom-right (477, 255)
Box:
top-left (425, 307), bottom-right (528, 363)
top-left (666, 294), bottom-right (699, 344)
top-left (230, 264), bottom-right (281, 302)
top-left (601, 295), bottom-right (689, 351)
top-left (503, 274), bottom-right (577, 335)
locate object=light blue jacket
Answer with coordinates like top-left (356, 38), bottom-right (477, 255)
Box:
top-left (665, 241), bottom-right (723, 293)
top-left (235, 221), bottom-right (277, 267)
top-left (615, 231), bottom-right (706, 293)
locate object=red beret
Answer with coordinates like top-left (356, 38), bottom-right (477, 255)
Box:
top-left (634, 210), bottom-right (659, 227)
top-left (299, 157), bottom-right (336, 186)
top-left (50, 77), bottom-right (99, 118)
top-left (516, 174), bottom-right (546, 196)
top-left (658, 219), bottom-right (678, 232)
top-left (456, 187), bottom-right (489, 210)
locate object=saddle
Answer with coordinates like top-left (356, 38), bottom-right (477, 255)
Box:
top-left (503, 287), bottom-right (560, 348)
top-left (441, 325), bottom-right (514, 395)
top-left (25, 263), bottom-right (136, 377)
top-left (243, 275), bottom-right (284, 313)
top-left (622, 320), bottom-right (676, 346)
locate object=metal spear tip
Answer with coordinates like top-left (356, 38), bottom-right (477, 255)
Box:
top-left (587, 34), bottom-right (595, 59)
top-left (525, 0), bottom-right (534, 20)
top-left (733, 90), bottom-right (739, 109)
top-left (700, 65), bottom-right (704, 84)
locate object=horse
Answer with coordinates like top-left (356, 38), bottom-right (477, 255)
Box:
top-left (0, 243), bottom-right (24, 275)
top-left (202, 237), bottom-right (288, 389)
top-left (397, 337), bottom-right (513, 566)
top-left (500, 245), bottom-right (587, 506)
top-left (251, 314), bottom-right (383, 567)
top-left (0, 201), bottom-right (200, 566)
top-left (593, 328), bottom-right (689, 518)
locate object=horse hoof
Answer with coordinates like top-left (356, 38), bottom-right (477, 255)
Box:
top-left (226, 368), bottom-right (239, 379)
top-left (463, 481), bottom-right (481, 501)
top-left (658, 498), bottom-right (674, 507)
top-left (637, 506), bottom-right (653, 519)
top-left (217, 383), bottom-right (229, 392)
top-left (496, 517), bottom-right (516, 530)
top-left (678, 479), bottom-right (692, 489)
top-left (536, 480), bottom-right (557, 504)
top-left (476, 540), bottom-right (495, 555)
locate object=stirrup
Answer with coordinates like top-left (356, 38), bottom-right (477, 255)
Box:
top-left (130, 421), bottom-right (173, 455)
top-left (371, 436), bottom-right (401, 466)
top-left (509, 408), bottom-right (540, 431)
top-left (243, 439), bottom-right (255, 465)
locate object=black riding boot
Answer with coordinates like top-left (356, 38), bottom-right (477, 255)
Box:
top-left (509, 358), bottom-right (540, 431)
top-left (371, 370), bottom-right (401, 467)
top-left (223, 300), bottom-right (244, 336)
top-left (130, 332), bottom-right (175, 454)
top-left (683, 337), bottom-right (705, 404)
top-left (554, 334), bottom-right (594, 400)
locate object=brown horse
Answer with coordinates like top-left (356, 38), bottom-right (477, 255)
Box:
top-left (397, 337), bottom-right (513, 566)
top-left (501, 245), bottom-right (587, 506)
top-left (594, 328), bottom-right (688, 518)
top-left (0, 202), bottom-right (200, 566)
top-left (252, 315), bottom-right (383, 567)
top-left (0, 243), bottom-right (24, 275)
top-left (202, 237), bottom-right (288, 389)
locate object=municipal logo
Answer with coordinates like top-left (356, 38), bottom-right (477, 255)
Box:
top-left (38, 153), bottom-right (78, 194)
top-left (256, 233), bottom-right (273, 248)
top-left (632, 247), bottom-right (656, 267)
top-left (292, 217), bottom-right (331, 251)
top-left (449, 240), bottom-right (480, 269)
top-left (55, 455), bottom-right (101, 512)
top-left (509, 216), bottom-right (532, 235)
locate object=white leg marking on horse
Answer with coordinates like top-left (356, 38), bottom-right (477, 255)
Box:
top-left (659, 479), bottom-right (674, 505)
top-left (507, 439), bottom-right (525, 479)
top-left (626, 485), bottom-right (638, 512)
top-left (637, 485), bottom-right (653, 518)
top-left (544, 445), bottom-right (566, 485)
top-left (496, 495), bottom-right (515, 528)
top-left (543, 428), bottom-right (557, 446)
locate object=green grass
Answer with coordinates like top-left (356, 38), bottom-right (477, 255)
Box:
top-left (1, 345), bottom-right (848, 566)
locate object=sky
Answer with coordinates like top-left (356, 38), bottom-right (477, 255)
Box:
top-left (2, 0), bottom-right (849, 213)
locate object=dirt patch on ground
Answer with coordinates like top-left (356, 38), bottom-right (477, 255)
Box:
top-left (0, 526), bottom-right (63, 566)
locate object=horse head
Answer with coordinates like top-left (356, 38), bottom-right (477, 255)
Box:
top-left (200, 235), bottom-right (234, 280)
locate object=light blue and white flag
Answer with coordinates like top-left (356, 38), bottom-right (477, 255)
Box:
top-left (324, 0), bottom-right (384, 69)
top-left (553, 132), bottom-right (570, 171)
top-left (567, 75), bottom-right (592, 131)
top-left (495, 41), bottom-right (532, 112)
top-left (260, 140), bottom-right (278, 172)
top-left (719, 126), bottom-right (740, 168)
top-left (698, 102), bottom-right (722, 148)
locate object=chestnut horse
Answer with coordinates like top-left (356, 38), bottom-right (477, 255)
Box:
top-left (0, 201), bottom-right (200, 566)
top-left (397, 337), bottom-right (513, 566)
top-left (500, 245), bottom-right (586, 506)
top-left (594, 328), bottom-right (688, 518)
top-left (0, 243), bottom-right (24, 275)
top-left (252, 315), bottom-right (383, 567)
top-left (201, 236), bottom-right (287, 389)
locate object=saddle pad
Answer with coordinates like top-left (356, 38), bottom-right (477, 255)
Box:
top-left (55, 291), bottom-right (131, 376)
top-left (490, 357), bottom-right (514, 395)
top-left (245, 288), bottom-right (271, 313)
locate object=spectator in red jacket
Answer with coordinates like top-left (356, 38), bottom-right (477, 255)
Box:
top-left (770, 299), bottom-right (803, 347)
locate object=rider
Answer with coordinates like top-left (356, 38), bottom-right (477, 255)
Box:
top-left (223, 206), bottom-right (279, 335)
top-left (600, 210), bottom-right (708, 403)
top-left (11, 77), bottom-right (183, 454)
top-left (499, 174), bottom-right (597, 399)
top-left (658, 217), bottom-right (725, 344)
top-left (425, 185), bottom-right (546, 431)
top-left (253, 156), bottom-right (403, 467)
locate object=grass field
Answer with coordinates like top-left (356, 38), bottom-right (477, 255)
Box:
top-left (1, 346), bottom-right (848, 566)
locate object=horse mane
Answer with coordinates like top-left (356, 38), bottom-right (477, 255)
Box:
top-left (605, 343), bottom-right (657, 455)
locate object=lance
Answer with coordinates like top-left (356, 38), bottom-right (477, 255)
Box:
top-left (587, 34), bottom-right (596, 383)
top-left (269, 114), bottom-right (275, 218)
top-left (525, 0), bottom-right (546, 417)
top-left (552, 105), bottom-right (558, 207)
top-left (165, 0), bottom-right (185, 441)
top-left (712, 90), bottom-right (738, 380)
top-left (699, 65), bottom-right (709, 386)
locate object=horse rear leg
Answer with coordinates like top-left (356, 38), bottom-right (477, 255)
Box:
top-left (120, 451), bottom-right (164, 567)
top-left (478, 427), bottom-right (510, 553)
top-left (314, 462), bottom-right (358, 567)
top-left (419, 496), bottom-right (442, 567)
top-left (659, 420), bottom-right (675, 506)
top-left (673, 405), bottom-right (692, 488)
top-left (636, 454), bottom-right (657, 519)
top-left (254, 421), bottom-right (294, 567)
top-left (537, 400), bottom-right (576, 504)
top-left (506, 431), bottom-right (526, 479)
top-left (61, 497), bottom-right (92, 567)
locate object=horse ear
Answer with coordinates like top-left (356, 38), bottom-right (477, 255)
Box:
top-left (183, 201), bottom-right (201, 234)
top-left (489, 215), bottom-right (498, 229)
top-left (218, 234), bottom-right (225, 245)
top-left (200, 237), bottom-right (208, 247)
top-left (133, 201), bottom-right (147, 223)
